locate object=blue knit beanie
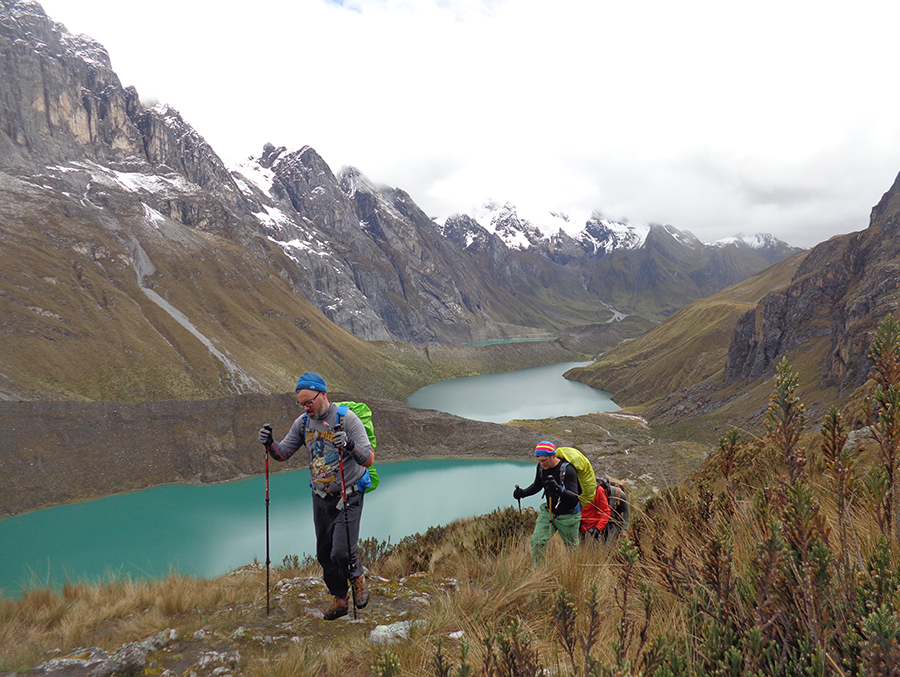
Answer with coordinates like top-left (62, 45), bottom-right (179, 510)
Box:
top-left (534, 441), bottom-right (556, 456)
top-left (295, 371), bottom-right (327, 393)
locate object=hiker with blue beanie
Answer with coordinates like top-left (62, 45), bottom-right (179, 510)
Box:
top-left (258, 372), bottom-right (374, 620)
top-left (513, 441), bottom-right (581, 563)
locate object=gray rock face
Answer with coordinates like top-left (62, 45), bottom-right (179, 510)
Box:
top-left (0, 1), bottom-right (235, 195)
top-left (0, 1), bottom-right (139, 167)
top-left (723, 169), bottom-right (900, 392)
top-left (0, 0), bottom-right (807, 384)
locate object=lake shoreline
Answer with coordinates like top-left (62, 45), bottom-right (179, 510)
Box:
top-left (0, 393), bottom-right (554, 518)
top-left (1, 452), bottom-right (535, 521)
top-left (1, 369), bottom-right (693, 520)
top-left (0, 458), bottom-right (547, 596)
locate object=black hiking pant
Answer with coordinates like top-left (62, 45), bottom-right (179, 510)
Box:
top-left (312, 489), bottom-right (364, 599)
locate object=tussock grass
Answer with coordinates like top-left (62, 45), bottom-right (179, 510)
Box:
top-left (0, 570), bottom-right (261, 670)
top-left (8, 320), bottom-right (900, 676)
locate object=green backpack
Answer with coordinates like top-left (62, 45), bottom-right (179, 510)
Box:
top-left (335, 401), bottom-right (380, 493)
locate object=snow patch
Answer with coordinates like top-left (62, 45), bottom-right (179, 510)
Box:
top-left (229, 160), bottom-right (276, 196)
top-left (254, 205), bottom-right (294, 232)
top-left (268, 236), bottom-right (330, 259)
top-left (61, 160), bottom-right (200, 196)
top-left (141, 203), bottom-right (167, 230)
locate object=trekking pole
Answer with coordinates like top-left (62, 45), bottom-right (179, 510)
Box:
top-left (263, 424), bottom-right (272, 617)
top-left (514, 484), bottom-right (524, 542)
top-left (337, 433), bottom-right (358, 620)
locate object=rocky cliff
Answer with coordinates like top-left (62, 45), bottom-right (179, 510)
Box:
top-left (569, 169), bottom-right (900, 437)
top-left (0, 0), bottom-right (802, 366)
top-left (724, 169), bottom-right (900, 395)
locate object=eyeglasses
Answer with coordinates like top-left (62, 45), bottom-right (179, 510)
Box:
top-left (298, 391), bottom-right (322, 408)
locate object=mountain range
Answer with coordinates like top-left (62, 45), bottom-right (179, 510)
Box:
top-left (4, 0), bottom-right (900, 524)
top-left (571, 166), bottom-right (900, 438)
top-left (0, 0), bottom-right (807, 405)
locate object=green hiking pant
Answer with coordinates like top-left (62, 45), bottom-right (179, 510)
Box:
top-left (530, 503), bottom-right (581, 564)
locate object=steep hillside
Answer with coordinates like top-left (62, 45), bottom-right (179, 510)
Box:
top-left (570, 168), bottom-right (900, 439)
top-left (567, 251), bottom-right (807, 409)
top-left (0, 0), bottom-right (802, 406)
top-left (725, 170), bottom-right (900, 395)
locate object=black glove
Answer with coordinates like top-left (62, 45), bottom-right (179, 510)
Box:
top-left (333, 429), bottom-right (348, 448)
top-left (258, 424), bottom-right (273, 446)
top-left (513, 486), bottom-right (524, 500)
top-left (543, 476), bottom-right (562, 497)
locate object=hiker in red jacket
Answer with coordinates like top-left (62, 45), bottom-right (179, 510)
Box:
top-left (581, 483), bottom-right (611, 541)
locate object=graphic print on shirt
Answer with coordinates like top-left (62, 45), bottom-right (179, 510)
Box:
top-left (307, 429), bottom-right (340, 489)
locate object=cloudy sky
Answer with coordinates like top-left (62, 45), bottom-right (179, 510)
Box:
top-left (37, 0), bottom-right (900, 248)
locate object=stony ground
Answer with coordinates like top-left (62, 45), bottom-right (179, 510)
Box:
top-left (3, 566), bottom-right (461, 677)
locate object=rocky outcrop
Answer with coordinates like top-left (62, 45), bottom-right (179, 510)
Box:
top-left (724, 170), bottom-right (900, 392)
top-left (0, 0), bottom-right (141, 167)
top-left (0, 1), bottom-right (242, 203)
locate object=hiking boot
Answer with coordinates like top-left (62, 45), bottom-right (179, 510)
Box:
top-left (351, 574), bottom-right (370, 609)
top-left (323, 596), bottom-right (349, 620)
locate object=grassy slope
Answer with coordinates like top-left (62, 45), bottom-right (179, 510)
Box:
top-left (2, 414), bottom-right (893, 677)
top-left (567, 251), bottom-right (810, 438)
top-left (0, 176), bottom-right (599, 404)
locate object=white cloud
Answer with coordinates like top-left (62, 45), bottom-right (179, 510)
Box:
top-left (37, 0), bottom-right (900, 248)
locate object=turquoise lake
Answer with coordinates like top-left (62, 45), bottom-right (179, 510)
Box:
top-left (406, 361), bottom-right (618, 423)
top-left (0, 458), bottom-right (548, 597)
top-left (1, 360), bottom-right (616, 597)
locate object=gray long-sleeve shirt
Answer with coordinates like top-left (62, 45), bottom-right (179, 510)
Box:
top-left (269, 402), bottom-right (373, 496)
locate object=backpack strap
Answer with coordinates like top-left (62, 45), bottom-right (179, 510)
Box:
top-left (303, 404), bottom-right (349, 443)
top-left (335, 404), bottom-right (348, 427)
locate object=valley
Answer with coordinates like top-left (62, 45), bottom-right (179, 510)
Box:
top-left (1, 0), bottom-right (896, 529)
top-left (5, 2), bottom-right (900, 675)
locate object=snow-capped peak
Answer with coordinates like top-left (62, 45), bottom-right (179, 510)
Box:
top-left (580, 216), bottom-right (651, 254)
top-left (337, 166), bottom-right (380, 199)
top-left (457, 201), bottom-right (589, 251)
top-left (711, 232), bottom-right (776, 249)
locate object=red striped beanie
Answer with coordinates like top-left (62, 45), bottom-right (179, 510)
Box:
top-left (534, 441), bottom-right (556, 456)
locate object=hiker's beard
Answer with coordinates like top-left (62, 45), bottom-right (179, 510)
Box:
top-left (309, 400), bottom-right (328, 420)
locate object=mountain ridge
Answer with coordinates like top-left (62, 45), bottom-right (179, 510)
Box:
top-left (569, 167), bottom-right (900, 438)
top-left (1, 0), bottom-right (804, 406)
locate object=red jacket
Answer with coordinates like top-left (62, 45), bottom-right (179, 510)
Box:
top-left (580, 485), bottom-right (610, 533)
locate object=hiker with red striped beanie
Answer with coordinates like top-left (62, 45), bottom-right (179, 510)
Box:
top-left (512, 441), bottom-right (581, 564)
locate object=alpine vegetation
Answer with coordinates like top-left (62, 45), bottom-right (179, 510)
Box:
top-left (4, 319), bottom-right (900, 675)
